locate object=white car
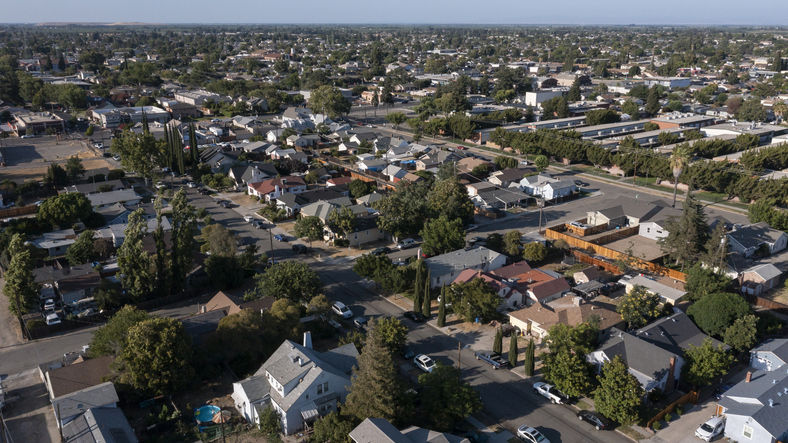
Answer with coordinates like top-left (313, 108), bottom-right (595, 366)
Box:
top-left (187, 182), bottom-right (197, 188)
top-left (466, 224), bottom-right (479, 232)
top-left (112, 155), bottom-right (121, 161)
top-left (332, 302), bottom-right (353, 319)
top-left (695, 416), bottom-right (725, 442)
top-left (45, 312), bottom-right (61, 325)
top-left (43, 299), bottom-right (56, 311)
top-left (155, 182), bottom-right (166, 189)
top-left (413, 354), bottom-right (435, 373)
top-left (21, 134), bottom-right (35, 139)
top-left (517, 425), bottom-right (549, 443)
top-left (533, 382), bottom-right (569, 404)
top-left (243, 215), bottom-right (254, 223)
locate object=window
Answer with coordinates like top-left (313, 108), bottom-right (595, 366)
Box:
top-left (322, 382), bottom-right (328, 393)
top-left (317, 384), bottom-right (323, 395)
top-left (366, 230), bottom-right (370, 235)
top-left (743, 426), bottom-right (753, 439)
top-left (646, 228), bottom-right (651, 233)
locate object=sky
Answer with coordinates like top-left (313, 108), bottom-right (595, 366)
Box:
top-left (4, 0), bottom-right (788, 26)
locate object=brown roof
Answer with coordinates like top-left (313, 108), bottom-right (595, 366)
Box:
top-left (56, 272), bottom-right (101, 294)
top-left (46, 356), bottom-right (115, 399)
top-left (574, 266), bottom-right (602, 281)
top-left (509, 302), bottom-right (622, 331)
top-left (491, 261), bottom-right (533, 279)
top-left (529, 277), bottom-right (571, 301)
top-left (239, 296), bottom-right (276, 312)
top-left (205, 291), bottom-right (244, 315)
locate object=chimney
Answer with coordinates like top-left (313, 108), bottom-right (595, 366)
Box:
top-left (769, 398), bottom-right (774, 407)
top-left (298, 357), bottom-right (304, 366)
top-left (199, 304), bottom-right (206, 314)
top-left (665, 356), bottom-right (677, 393)
top-left (746, 371), bottom-right (753, 383)
top-left (303, 331), bottom-right (313, 350)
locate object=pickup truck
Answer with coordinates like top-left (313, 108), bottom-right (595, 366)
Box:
top-left (533, 382), bottom-right (570, 404)
top-left (474, 350), bottom-right (508, 369)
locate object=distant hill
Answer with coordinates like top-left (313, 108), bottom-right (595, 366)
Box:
top-left (35, 22), bottom-right (165, 26)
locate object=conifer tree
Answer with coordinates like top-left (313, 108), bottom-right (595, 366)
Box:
top-left (493, 327), bottom-right (503, 355)
top-left (413, 259), bottom-right (423, 312)
top-left (524, 338), bottom-right (535, 376)
top-left (422, 271), bottom-right (431, 317)
top-left (508, 335), bottom-right (518, 369)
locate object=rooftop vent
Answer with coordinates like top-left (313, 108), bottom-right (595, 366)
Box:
top-left (769, 398), bottom-right (774, 407)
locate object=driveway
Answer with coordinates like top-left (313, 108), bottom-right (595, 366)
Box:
top-left (643, 398), bottom-right (718, 443)
top-left (1, 370), bottom-right (60, 443)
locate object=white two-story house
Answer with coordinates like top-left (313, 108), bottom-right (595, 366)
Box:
top-left (248, 177), bottom-right (307, 201)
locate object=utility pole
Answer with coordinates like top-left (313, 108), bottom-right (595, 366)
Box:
top-left (268, 223), bottom-right (275, 264)
top-left (457, 341), bottom-right (462, 381)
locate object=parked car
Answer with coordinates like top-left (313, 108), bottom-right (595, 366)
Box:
top-left (253, 221), bottom-right (266, 229)
top-left (187, 182), bottom-right (197, 188)
top-left (112, 155), bottom-right (121, 161)
top-left (400, 346), bottom-right (415, 359)
top-left (413, 354), bottom-right (435, 373)
top-left (517, 425), bottom-right (549, 443)
top-left (397, 238), bottom-right (416, 249)
top-left (466, 224), bottom-right (479, 232)
top-left (370, 246), bottom-right (392, 256)
top-left (533, 382), bottom-right (569, 404)
top-left (467, 236), bottom-right (487, 247)
top-left (332, 301), bottom-right (353, 319)
top-left (45, 312), bottom-right (61, 325)
top-left (21, 134), bottom-right (35, 139)
top-left (576, 410), bottom-right (612, 430)
top-left (715, 383), bottom-right (735, 400)
top-left (569, 221), bottom-right (585, 228)
top-left (353, 317), bottom-right (368, 331)
top-left (292, 244), bottom-right (307, 254)
top-left (404, 311), bottom-right (426, 322)
top-left (274, 234), bottom-right (287, 242)
top-left (244, 215), bottom-right (254, 223)
top-left (43, 299), bottom-right (56, 311)
top-left (695, 416), bottom-right (725, 442)
top-left (475, 350), bottom-right (508, 369)
top-left (155, 182), bottom-right (166, 189)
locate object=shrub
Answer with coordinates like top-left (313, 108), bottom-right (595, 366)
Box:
top-left (664, 413), bottom-right (672, 423)
top-left (334, 239), bottom-right (349, 247)
top-left (27, 319), bottom-right (46, 329)
top-left (652, 421), bottom-right (662, 431)
top-left (675, 405), bottom-right (684, 416)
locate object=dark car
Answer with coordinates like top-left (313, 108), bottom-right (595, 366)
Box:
top-left (292, 244), bottom-right (307, 254)
top-left (370, 246), bottom-right (392, 256)
top-left (400, 346), bottom-right (415, 359)
top-left (715, 382), bottom-right (735, 400)
top-left (274, 234), bottom-right (287, 242)
top-left (577, 410), bottom-right (612, 430)
top-left (404, 311), bottom-right (426, 322)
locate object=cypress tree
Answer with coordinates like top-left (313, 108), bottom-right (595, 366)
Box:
top-left (422, 270), bottom-right (431, 318)
top-left (141, 110), bottom-right (149, 133)
top-left (413, 260), bottom-right (422, 313)
top-left (437, 283), bottom-right (446, 327)
top-left (189, 124), bottom-right (199, 167)
top-left (508, 335), bottom-right (518, 369)
top-left (524, 338), bottom-right (535, 376)
top-left (493, 327), bottom-right (503, 355)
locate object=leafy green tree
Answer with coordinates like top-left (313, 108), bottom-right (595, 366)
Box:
top-left (258, 404), bottom-right (282, 437)
top-left (254, 261), bottom-right (323, 304)
top-left (669, 144), bottom-right (690, 208)
top-left (541, 323), bottom-right (596, 396)
top-left (427, 177), bottom-right (475, 224)
top-left (344, 319), bottom-right (411, 426)
top-left (418, 363), bottom-right (483, 431)
top-left (3, 234), bottom-right (38, 315)
top-left (85, 125), bottom-right (95, 137)
top-left (621, 100), bottom-right (640, 119)
top-left (38, 193), bottom-right (92, 227)
top-left (449, 278), bottom-right (501, 322)
top-left (681, 337), bottom-right (734, 387)
top-left (309, 85), bottom-right (352, 119)
top-left (566, 78), bottom-right (581, 101)
top-left (645, 86), bottom-right (661, 116)
top-left (373, 181), bottom-right (431, 239)
top-left (66, 230), bottom-right (95, 265)
top-left (205, 255), bottom-right (246, 291)
top-left (327, 207), bottom-right (357, 237)
top-left (616, 285), bottom-right (662, 329)
top-left (484, 232), bottom-right (505, 254)
top-left (64, 155), bottom-right (85, 184)
top-left (508, 335), bottom-right (519, 368)
top-left (503, 230), bottom-right (523, 258)
top-left (522, 242), bottom-right (547, 263)
top-left (687, 292), bottom-right (751, 337)
top-left (339, 330), bottom-right (366, 353)
top-left (684, 265), bottom-right (730, 302)
top-left (471, 163), bottom-right (491, 178)
top-left (111, 130), bottom-right (163, 181)
top-left (447, 115), bottom-right (475, 140)
top-left (348, 179), bottom-right (373, 199)
top-left (735, 97), bottom-right (767, 122)
top-left (117, 318), bottom-right (194, 396)
top-left (199, 223), bottom-right (237, 256)
top-left (585, 109), bottom-right (621, 126)
top-left (206, 308), bottom-right (270, 375)
top-left (152, 198), bottom-right (169, 296)
top-left (420, 215), bottom-right (465, 256)
top-left (310, 412), bottom-right (354, 443)
top-left (524, 338), bottom-right (535, 376)
top-left (374, 317), bottom-right (408, 355)
top-left (169, 189), bottom-right (197, 293)
top-left (386, 111), bottom-right (406, 130)
top-left (117, 209), bottom-right (154, 301)
top-left (594, 356), bottom-right (643, 425)
top-left (723, 314), bottom-right (758, 352)
top-left (534, 155), bottom-right (549, 171)
top-left (88, 306), bottom-right (151, 357)
top-left (493, 327), bottom-right (503, 355)
top-left (295, 216), bottom-right (324, 247)
top-left (541, 96), bottom-right (569, 120)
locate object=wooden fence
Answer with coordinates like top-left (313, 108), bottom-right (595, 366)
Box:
top-left (571, 250), bottom-right (622, 274)
top-left (646, 391), bottom-right (700, 429)
top-left (747, 295), bottom-right (788, 316)
top-left (565, 220), bottom-right (608, 237)
top-left (545, 226), bottom-right (688, 282)
top-left (0, 205), bottom-right (37, 219)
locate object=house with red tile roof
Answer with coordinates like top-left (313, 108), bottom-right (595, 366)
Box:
top-left (248, 176), bottom-right (307, 201)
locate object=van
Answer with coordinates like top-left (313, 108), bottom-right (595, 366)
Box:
top-left (397, 238), bottom-right (416, 249)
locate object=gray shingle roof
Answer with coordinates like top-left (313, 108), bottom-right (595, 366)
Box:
top-left (752, 339), bottom-right (788, 365)
top-left (744, 263), bottom-right (783, 281)
top-left (425, 246), bottom-right (503, 277)
top-left (635, 312), bottom-right (729, 355)
top-left (718, 369), bottom-right (788, 438)
top-left (350, 417), bottom-right (412, 443)
top-left (596, 328), bottom-right (680, 390)
top-left (52, 382), bottom-right (119, 420)
top-left (181, 310), bottom-right (227, 338)
top-left (728, 222), bottom-right (787, 249)
top-left (62, 407), bottom-right (137, 443)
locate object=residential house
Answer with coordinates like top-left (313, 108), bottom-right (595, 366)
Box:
top-left (55, 271), bottom-right (101, 306)
top-left (634, 312), bottom-right (728, 355)
top-left (518, 173), bottom-right (577, 200)
top-left (357, 159), bottom-right (387, 172)
top-left (267, 129), bottom-right (286, 143)
top-left (200, 147), bottom-right (238, 173)
top-left (326, 177), bottom-right (353, 187)
top-left (452, 269), bottom-right (524, 310)
top-left (231, 339), bottom-right (358, 435)
top-left (248, 177), bottom-right (307, 201)
top-left (415, 151), bottom-right (464, 171)
top-left (382, 164), bottom-right (408, 182)
top-left (181, 310), bottom-right (227, 346)
top-left (750, 339), bottom-right (788, 372)
top-left (727, 222), bottom-right (788, 258)
top-left (203, 291), bottom-right (276, 316)
top-left (473, 188), bottom-right (529, 210)
top-left (508, 297), bottom-right (624, 338)
top-left (587, 328), bottom-right (684, 393)
top-left (349, 418), bottom-right (470, 443)
top-left (228, 163), bottom-right (279, 189)
top-left (96, 217), bottom-right (171, 247)
top-left (30, 229), bottom-right (78, 257)
top-left (467, 181), bottom-right (497, 197)
top-left (337, 141), bottom-right (360, 154)
top-left (356, 192), bottom-right (384, 207)
top-left (625, 276), bottom-right (687, 305)
top-left (86, 189), bottom-right (140, 210)
top-left (741, 263), bottom-right (783, 296)
top-left (457, 157), bottom-right (492, 176)
top-left (324, 216), bottom-right (385, 247)
top-left (275, 189), bottom-right (346, 216)
top-left (52, 382), bottom-right (120, 429)
top-left (586, 198), bottom-right (677, 229)
top-left (62, 408), bottom-right (138, 443)
top-left (424, 246), bottom-right (508, 288)
top-left (512, 269), bottom-right (572, 305)
top-left (573, 266), bottom-right (602, 284)
top-left (717, 369), bottom-right (788, 443)
top-left (487, 168), bottom-right (532, 187)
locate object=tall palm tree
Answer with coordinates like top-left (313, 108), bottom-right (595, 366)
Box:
top-left (670, 145), bottom-right (691, 208)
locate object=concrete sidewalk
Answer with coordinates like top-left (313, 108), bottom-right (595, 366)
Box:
top-left (466, 415), bottom-right (516, 443)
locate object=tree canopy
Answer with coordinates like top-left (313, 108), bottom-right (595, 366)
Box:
top-left (687, 292), bottom-right (751, 337)
top-left (594, 356), bottom-right (643, 425)
top-left (88, 306), bottom-right (151, 357)
top-left (681, 337), bottom-right (734, 387)
top-left (418, 363), bottom-right (483, 431)
top-left (420, 215), bottom-right (466, 256)
top-left (38, 192), bottom-right (93, 227)
top-left (254, 261), bottom-right (323, 304)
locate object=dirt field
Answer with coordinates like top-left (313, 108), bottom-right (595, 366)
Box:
top-left (604, 235), bottom-right (665, 261)
top-left (0, 157), bottom-right (116, 183)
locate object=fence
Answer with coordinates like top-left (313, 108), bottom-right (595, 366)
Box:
top-left (646, 391), bottom-right (700, 429)
top-left (545, 226), bottom-right (688, 282)
top-left (571, 250), bottom-right (622, 274)
top-left (747, 295), bottom-right (788, 316)
top-left (565, 220), bottom-right (608, 237)
top-left (0, 205), bottom-right (37, 218)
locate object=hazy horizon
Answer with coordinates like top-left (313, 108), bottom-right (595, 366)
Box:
top-left (5, 0), bottom-right (788, 27)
